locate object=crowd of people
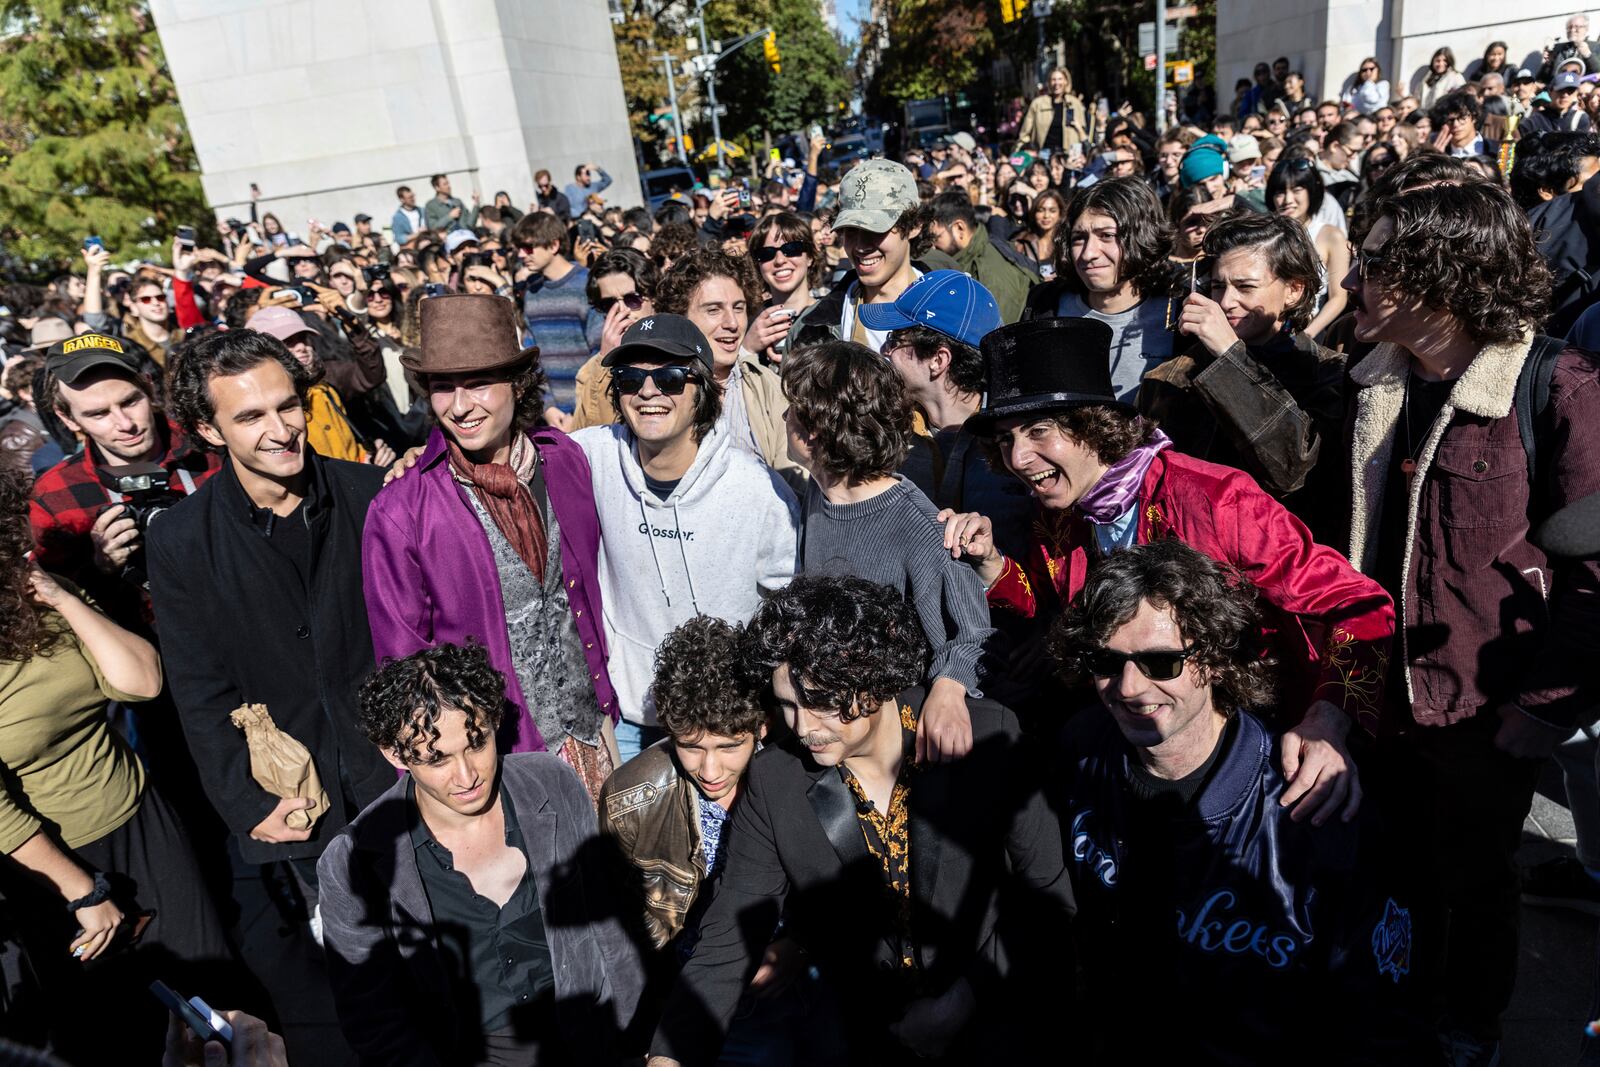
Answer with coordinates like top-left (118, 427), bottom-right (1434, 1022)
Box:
top-left (3, 16), bottom-right (1600, 1067)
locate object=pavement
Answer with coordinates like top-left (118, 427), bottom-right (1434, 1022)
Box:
top-left (1506, 761), bottom-right (1596, 1066)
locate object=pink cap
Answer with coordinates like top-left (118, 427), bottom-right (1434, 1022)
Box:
top-left (248, 305), bottom-right (318, 343)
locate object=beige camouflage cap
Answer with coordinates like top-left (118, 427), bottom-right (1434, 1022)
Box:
top-left (832, 159), bottom-right (920, 233)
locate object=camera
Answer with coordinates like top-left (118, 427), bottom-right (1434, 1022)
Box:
top-left (226, 218), bottom-right (246, 236)
top-left (362, 263), bottom-right (390, 284)
top-left (176, 225), bottom-right (196, 249)
top-left (97, 462), bottom-right (183, 535)
top-left (275, 284), bottom-right (317, 307)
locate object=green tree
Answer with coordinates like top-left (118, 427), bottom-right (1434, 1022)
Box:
top-left (0, 0), bottom-right (209, 270)
top-left (867, 0), bottom-right (996, 110)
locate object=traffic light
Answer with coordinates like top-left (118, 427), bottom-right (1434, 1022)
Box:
top-left (999, 0), bottom-right (1030, 23)
top-left (763, 30), bottom-right (780, 73)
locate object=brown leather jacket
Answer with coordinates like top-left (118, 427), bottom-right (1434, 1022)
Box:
top-left (597, 740), bottom-right (704, 949)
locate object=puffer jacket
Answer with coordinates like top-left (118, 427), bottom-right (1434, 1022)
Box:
top-left (597, 740), bottom-right (703, 948)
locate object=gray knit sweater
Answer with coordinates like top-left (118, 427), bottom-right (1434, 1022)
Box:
top-left (800, 476), bottom-right (994, 692)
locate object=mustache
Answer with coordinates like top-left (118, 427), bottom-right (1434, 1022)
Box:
top-left (799, 732), bottom-right (841, 748)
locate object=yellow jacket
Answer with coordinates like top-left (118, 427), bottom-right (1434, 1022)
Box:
top-left (306, 381), bottom-right (366, 463)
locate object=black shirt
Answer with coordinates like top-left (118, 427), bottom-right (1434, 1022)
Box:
top-left (1373, 374), bottom-right (1453, 608)
top-left (250, 499), bottom-right (309, 586)
top-left (408, 773), bottom-right (555, 1034)
top-left (1125, 713), bottom-right (1237, 807)
top-left (1045, 102), bottom-right (1067, 152)
top-left (1372, 373), bottom-right (1453, 709)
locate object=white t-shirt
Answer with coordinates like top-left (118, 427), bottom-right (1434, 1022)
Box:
top-left (840, 268), bottom-right (924, 353)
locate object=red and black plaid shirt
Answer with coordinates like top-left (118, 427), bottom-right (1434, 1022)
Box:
top-left (29, 416), bottom-right (221, 583)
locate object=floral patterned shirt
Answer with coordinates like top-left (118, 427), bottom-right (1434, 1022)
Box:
top-left (840, 702), bottom-right (920, 975)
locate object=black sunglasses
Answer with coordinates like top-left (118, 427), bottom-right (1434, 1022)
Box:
top-left (1082, 645), bottom-right (1197, 681)
top-left (613, 365), bottom-right (696, 395)
top-left (595, 293), bottom-right (645, 315)
top-left (755, 240), bottom-right (807, 263)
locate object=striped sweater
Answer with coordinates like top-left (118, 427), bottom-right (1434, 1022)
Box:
top-left (522, 265), bottom-right (602, 409)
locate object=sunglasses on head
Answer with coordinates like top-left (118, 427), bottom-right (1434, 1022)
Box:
top-left (755, 240), bottom-right (807, 263)
top-left (613, 365), bottom-right (696, 395)
top-left (1082, 645), bottom-right (1197, 681)
top-left (595, 293), bottom-right (645, 315)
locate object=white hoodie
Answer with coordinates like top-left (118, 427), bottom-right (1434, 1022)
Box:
top-left (573, 422), bottom-right (800, 725)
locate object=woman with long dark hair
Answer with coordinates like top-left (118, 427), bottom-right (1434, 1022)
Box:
top-left (1419, 46), bottom-right (1466, 109)
top-left (1266, 156), bottom-right (1349, 338)
top-left (1012, 188), bottom-right (1067, 278)
top-left (1472, 40), bottom-right (1511, 82)
top-left (0, 467), bottom-right (229, 1060)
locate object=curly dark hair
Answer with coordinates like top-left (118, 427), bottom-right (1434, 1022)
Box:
top-left (358, 641), bottom-right (508, 766)
top-left (0, 466), bottom-right (61, 663)
top-left (653, 616), bottom-right (768, 741)
top-left (167, 328), bottom-right (312, 447)
top-left (650, 222), bottom-right (701, 272)
top-left (1350, 151), bottom-right (1478, 234)
top-left (585, 247), bottom-right (661, 306)
top-left (1509, 130), bottom-right (1600, 209)
top-left (1202, 213), bottom-right (1325, 332)
top-left (883, 324), bottom-right (986, 396)
top-left (1048, 539), bottom-right (1275, 712)
top-left (1060, 177), bottom-right (1174, 299)
top-left (742, 576), bottom-right (928, 722)
top-left (655, 246), bottom-right (763, 319)
top-left (977, 403), bottom-right (1157, 471)
top-left (782, 340), bottom-right (912, 482)
top-left (1354, 181), bottom-right (1552, 344)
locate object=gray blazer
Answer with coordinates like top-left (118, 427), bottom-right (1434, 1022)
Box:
top-left (317, 754), bottom-right (644, 1066)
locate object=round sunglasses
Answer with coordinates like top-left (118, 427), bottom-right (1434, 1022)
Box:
top-left (595, 293), bottom-right (645, 315)
top-left (613, 365), bottom-right (697, 395)
top-left (1081, 645), bottom-right (1197, 681)
top-left (755, 240), bottom-right (807, 263)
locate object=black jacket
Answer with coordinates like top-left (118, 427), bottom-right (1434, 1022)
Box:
top-left (1531, 165), bottom-right (1600, 336)
top-left (147, 449), bottom-right (394, 864)
top-left (1059, 707), bottom-right (1435, 1064)
top-left (1138, 330), bottom-right (1350, 545)
top-left (649, 689), bottom-right (1074, 1066)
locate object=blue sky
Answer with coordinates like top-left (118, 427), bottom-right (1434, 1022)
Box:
top-left (835, 0), bottom-right (866, 43)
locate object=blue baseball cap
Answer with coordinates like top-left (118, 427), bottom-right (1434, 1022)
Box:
top-left (857, 269), bottom-right (1002, 349)
top-left (1552, 70), bottom-right (1583, 93)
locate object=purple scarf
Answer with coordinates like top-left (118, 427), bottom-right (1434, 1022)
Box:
top-left (1073, 428), bottom-right (1171, 524)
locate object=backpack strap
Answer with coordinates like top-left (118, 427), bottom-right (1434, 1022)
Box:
top-left (1516, 334), bottom-right (1565, 487)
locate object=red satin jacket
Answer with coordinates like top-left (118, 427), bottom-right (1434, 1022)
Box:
top-left (988, 450), bottom-right (1396, 734)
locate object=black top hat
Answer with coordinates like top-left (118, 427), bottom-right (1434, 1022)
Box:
top-left (964, 317), bottom-right (1129, 435)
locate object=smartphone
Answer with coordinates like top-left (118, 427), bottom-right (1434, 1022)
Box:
top-left (809, 123), bottom-right (824, 141)
top-left (276, 284), bottom-right (317, 307)
top-left (771, 306), bottom-right (799, 321)
top-left (738, 187), bottom-right (751, 207)
top-left (1249, 164), bottom-right (1266, 181)
top-left (422, 282), bottom-right (449, 298)
top-left (175, 226), bottom-right (196, 249)
top-left (575, 219), bottom-right (599, 242)
top-left (151, 981), bottom-right (228, 1045)
top-left (83, 236), bottom-right (104, 250)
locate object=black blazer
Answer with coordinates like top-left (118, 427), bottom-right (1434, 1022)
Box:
top-left (650, 689), bottom-right (1075, 1066)
top-left (147, 449), bottom-right (394, 865)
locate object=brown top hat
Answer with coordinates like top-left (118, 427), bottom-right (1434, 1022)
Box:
top-left (402, 292), bottom-right (537, 374)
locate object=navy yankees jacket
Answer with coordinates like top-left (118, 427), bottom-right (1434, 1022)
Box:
top-left (1058, 707), bottom-right (1433, 1064)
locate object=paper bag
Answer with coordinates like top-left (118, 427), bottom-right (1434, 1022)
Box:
top-left (229, 703), bottom-right (330, 831)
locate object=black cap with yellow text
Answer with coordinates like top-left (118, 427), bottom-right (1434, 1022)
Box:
top-left (43, 333), bottom-right (142, 385)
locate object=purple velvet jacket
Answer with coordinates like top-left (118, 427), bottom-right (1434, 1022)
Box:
top-left (361, 427), bottom-right (617, 752)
